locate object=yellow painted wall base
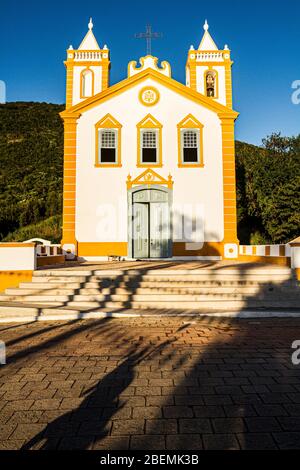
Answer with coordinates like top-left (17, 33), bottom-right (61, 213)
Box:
top-left (295, 268), bottom-right (300, 281)
top-left (78, 242), bottom-right (128, 257)
top-left (238, 255), bottom-right (291, 267)
top-left (0, 271), bottom-right (33, 293)
top-left (173, 242), bottom-right (224, 257)
top-left (77, 241), bottom-right (229, 258)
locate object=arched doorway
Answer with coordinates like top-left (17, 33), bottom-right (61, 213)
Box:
top-left (128, 185), bottom-right (172, 258)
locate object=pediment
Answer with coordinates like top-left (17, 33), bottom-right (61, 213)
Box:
top-left (127, 168), bottom-right (173, 189)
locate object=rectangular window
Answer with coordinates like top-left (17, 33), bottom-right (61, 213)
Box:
top-left (99, 129), bottom-right (117, 163)
top-left (182, 129), bottom-right (199, 163)
top-left (141, 129), bottom-right (158, 163)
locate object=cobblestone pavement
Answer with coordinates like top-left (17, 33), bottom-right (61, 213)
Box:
top-left (0, 317), bottom-right (300, 450)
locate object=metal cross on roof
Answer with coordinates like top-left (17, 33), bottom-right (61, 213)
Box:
top-left (135, 24), bottom-right (163, 56)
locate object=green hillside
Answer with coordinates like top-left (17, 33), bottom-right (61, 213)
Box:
top-left (0, 102), bottom-right (299, 245)
top-left (0, 102), bottom-right (64, 241)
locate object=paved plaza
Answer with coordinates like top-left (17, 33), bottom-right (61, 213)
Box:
top-left (0, 317), bottom-right (300, 450)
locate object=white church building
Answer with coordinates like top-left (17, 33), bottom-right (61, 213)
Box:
top-left (60, 19), bottom-right (239, 260)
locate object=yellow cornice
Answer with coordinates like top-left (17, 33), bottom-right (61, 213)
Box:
top-left (61, 68), bottom-right (238, 118)
top-left (218, 112), bottom-right (238, 121)
top-left (60, 111), bottom-right (81, 120)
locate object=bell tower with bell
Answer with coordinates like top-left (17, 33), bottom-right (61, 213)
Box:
top-left (186, 20), bottom-right (233, 109)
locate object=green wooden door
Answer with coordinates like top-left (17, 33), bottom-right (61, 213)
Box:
top-left (150, 202), bottom-right (169, 258)
top-left (132, 189), bottom-right (170, 258)
top-left (132, 202), bottom-right (149, 258)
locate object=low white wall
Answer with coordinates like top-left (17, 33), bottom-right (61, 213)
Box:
top-left (0, 243), bottom-right (36, 271)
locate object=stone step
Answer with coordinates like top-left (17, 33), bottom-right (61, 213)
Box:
top-left (32, 268), bottom-right (294, 280)
top-left (22, 279), bottom-right (299, 290)
top-left (6, 296), bottom-right (298, 309)
top-left (124, 274), bottom-right (294, 283)
top-left (110, 300), bottom-right (300, 309)
top-left (31, 276), bottom-right (92, 283)
top-left (0, 294), bottom-right (74, 302)
top-left (65, 299), bottom-right (300, 310)
top-left (33, 270), bottom-right (94, 276)
top-left (1, 290), bottom-right (299, 303)
top-left (0, 301), bottom-right (300, 322)
top-left (30, 274), bottom-right (295, 285)
top-left (5, 288), bottom-right (77, 296)
top-left (117, 279), bottom-right (298, 287)
top-left (12, 285), bottom-right (298, 296)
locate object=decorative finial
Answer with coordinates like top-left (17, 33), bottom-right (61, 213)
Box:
top-left (203, 19), bottom-right (209, 31)
top-left (189, 45), bottom-right (195, 50)
top-left (88, 17), bottom-right (93, 30)
top-left (224, 44), bottom-right (229, 50)
top-left (68, 45), bottom-right (73, 50)
top-left (103, 44), bottom-right (108, 50)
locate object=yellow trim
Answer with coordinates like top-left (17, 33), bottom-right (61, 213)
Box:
top-left (67, 61), bottom-right (107, 67)
top-left (224, 62), bottom-right (233, 108)
top-left (138, 86), bottom-right (160, 106)
top-left (61, 117), bottom-right (78, 248)
top-left (173, 242), bottom-right (223, 257)
top-left (238, 255), bottom-right (290, 267)
top-left (102, 59), bottom-right (110, 91)
top-left (204, 68), bottom-right (219, 99)
top-left (127, 168), bottom-right (173, 189)
top-left (78, 242), bottom-right (127, 257)
top-left (65, 61), bottom-right (74, 109)
top-left (95, 113), bottom-right (122, 167)
top-left (61, 68), bottom-right (238, 119)
top-left (177, 114), bottom-right (204, 167)
top-left (136, 114), bottom-right (163, 168)
top-left (187, 60), bottom-right (233, 67)
top-left (80, 67), bottom-right (95, 99)
top-left (220, 117), bottom-right (238, 243)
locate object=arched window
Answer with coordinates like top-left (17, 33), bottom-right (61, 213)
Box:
top-left (205, 70), bottom-right (217, 98)
top-left (81, 69), bottom-right (94, 98)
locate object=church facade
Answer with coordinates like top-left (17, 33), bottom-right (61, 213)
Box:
top-left (60, 19), bottom-right (239, 260)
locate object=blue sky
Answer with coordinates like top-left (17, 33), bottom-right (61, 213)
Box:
top-left (1, 0), bottom-right (299, 144)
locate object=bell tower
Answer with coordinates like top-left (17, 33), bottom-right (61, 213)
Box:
top-left (64, 18), bottom-right (110, 108)
top-left (186, 20), bottom-right (233, 108)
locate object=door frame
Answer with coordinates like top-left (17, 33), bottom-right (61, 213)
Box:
top-left (127, 184), bottom-right (173, 259)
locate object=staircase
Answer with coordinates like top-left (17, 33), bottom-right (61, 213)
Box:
top-left (0, 266), bottom-right (299, 321)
